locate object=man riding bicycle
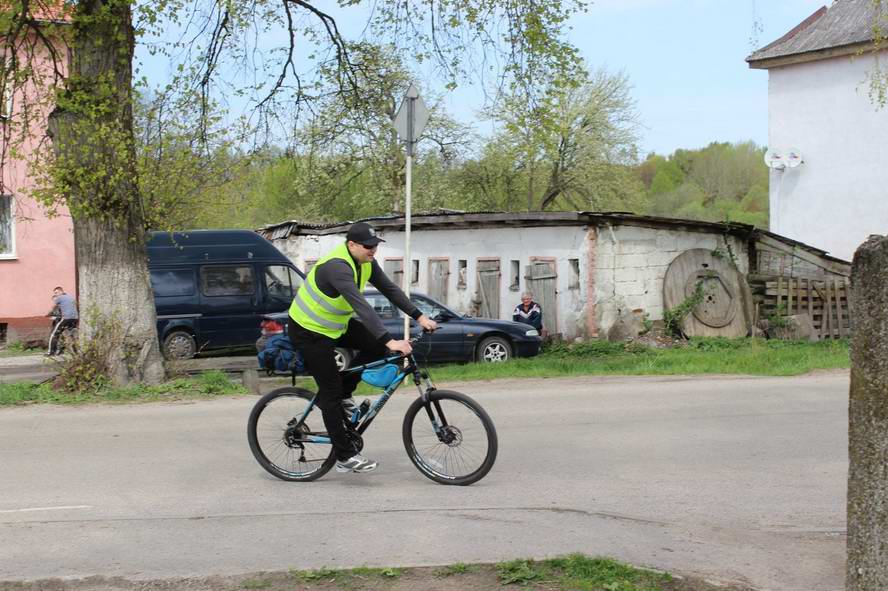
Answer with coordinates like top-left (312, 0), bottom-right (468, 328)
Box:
top-left (288, 222), bottom-right (437, 474)
top-left (46, 286), bottom-right (78, 356)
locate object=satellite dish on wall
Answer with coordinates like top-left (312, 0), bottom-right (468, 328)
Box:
top-left (785, 147), bottom-right (803, 168)
top-left (764, 148), bottom-right (785, 170)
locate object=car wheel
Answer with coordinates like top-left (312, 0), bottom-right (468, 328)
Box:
top-left (163, 330), bottom-right (197, 360)
top-left (476, 336), bottom-right (512, 363)
top-left (334, 347), bottom-right (352, 371)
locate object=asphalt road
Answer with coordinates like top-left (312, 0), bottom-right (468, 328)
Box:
top-left (0, 372), bottom-right (848, 590)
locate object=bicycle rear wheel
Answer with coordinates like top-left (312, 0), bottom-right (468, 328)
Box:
top-left (402, 390), bottom-right (498, 486)
top-left (247, 387), bottom-right (335, 481)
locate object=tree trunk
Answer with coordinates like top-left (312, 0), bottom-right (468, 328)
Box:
top-left (847, 235), bottom-right (888, 590)
top-left (46, 0), bottom-right (164, 386)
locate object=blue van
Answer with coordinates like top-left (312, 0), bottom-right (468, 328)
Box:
top-left (146, 230), bottom-right (304, 360)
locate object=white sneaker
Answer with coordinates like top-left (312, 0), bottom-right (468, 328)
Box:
top-left (335, 454), bottom-right (378, 473)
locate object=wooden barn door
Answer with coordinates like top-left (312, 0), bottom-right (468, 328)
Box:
top-left (383, 259), bottom-right (404, 288)
top-left (427, 258), bottom-right (450, 304)
top-left (476, 259), bottom-right (501, 318)
top-left (525, 260), bottom-right (557, 336)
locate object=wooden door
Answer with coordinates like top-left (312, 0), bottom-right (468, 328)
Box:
top-left (525, 260), bottom-right (557, 335)
top-left (428, 259), bottom-right (450, 304)
top-left (383, 259), bottom-right (404, 288)
top-left (476, 259), bottom-right (501, 318)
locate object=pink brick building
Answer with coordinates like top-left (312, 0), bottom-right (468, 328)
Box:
top-left (0, 31), bottom-right (76, 346)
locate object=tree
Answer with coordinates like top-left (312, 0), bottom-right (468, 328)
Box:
top-left (485, 65), bottom-right (644, 212)
top-left (0, 0), bottom-right (586, 385)
top-left (865, 0), bottom-right (888, 108)
top-left (642, 142), bottom-right (769, 228)
top-left (287, 42), bottom-right (471, 218)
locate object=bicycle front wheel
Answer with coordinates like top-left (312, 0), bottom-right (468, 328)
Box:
top-left (402, 390), bottom-right (498, 486)
top-left (247, 387), bottom-right (335, 482)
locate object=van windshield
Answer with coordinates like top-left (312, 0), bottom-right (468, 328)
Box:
top-left (264, 265), bottom-right (301, 304)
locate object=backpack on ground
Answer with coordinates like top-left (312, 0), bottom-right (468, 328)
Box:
top-left (257, 334), bottom-right (304, 375)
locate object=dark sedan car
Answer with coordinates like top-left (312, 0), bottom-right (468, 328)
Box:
top-left (261, 291), bottom-right (542, 368)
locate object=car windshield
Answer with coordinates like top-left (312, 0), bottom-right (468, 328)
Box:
top-left (364, 293), bottom-right (459, 320)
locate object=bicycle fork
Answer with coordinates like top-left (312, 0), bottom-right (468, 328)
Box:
top-left (421, 393), bottom-right (458, 445)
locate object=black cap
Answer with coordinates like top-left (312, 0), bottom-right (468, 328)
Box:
top-left (346, 222), bottom-right (385, 246)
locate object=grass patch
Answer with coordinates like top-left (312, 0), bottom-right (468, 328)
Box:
top-left (0, 370), bottom-right (245, 406)
top-left (436, 562), bottom-right (477, 577)
top-left (288, 566), bottom-right (402, 585)
top-left (498, 554), bottom-right (670, 589)
top-left (419, 337), bottom-right (849, 384)
top-left (0, 341), bottom-right (42, 358)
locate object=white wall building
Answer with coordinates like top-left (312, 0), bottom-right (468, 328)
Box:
top-left (260, 212), bottom-right (848, 341)
top-left (747, 0), bottom-right (888, 261)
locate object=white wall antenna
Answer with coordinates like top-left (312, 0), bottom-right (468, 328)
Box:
top-left (764, 148), bottom-right (785, 171)
top-left (784, 147), bottom-right (803, 168)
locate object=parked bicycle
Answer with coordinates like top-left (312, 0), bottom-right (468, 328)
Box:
top-left (247, 337), bottom-right (498, 485)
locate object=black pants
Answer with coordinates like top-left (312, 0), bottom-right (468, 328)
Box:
top-left (288, 318), bottom-right (388, 461)
top-left (48, 319), bottom-right (78, 355)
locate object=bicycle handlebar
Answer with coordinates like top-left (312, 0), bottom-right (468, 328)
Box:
top-left (408, 327), bottom-right (436, 344)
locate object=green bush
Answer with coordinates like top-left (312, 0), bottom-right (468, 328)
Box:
top-left (542, 340), bottom-right (637, 357)
top-left (686, 337), bottom-right (749, 351)
top-left (196, 370), bottom-right (238, 395)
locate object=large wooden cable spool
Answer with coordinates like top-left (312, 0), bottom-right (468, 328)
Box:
top-left (663, 249), bottom-right (752, 338)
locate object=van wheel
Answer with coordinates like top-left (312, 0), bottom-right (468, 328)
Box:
top-left (334, 348), bottom-right (351, 371)
top-left (163, 330), bottom-right (196, 360)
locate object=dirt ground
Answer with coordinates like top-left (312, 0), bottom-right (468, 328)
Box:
top-left (0, 565), bottom-right (753, 591)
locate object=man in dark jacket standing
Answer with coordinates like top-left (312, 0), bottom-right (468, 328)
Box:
top-left (288, 222), bottom-right (437, 474)
top-left (512, 292), bottom-right (543, 333)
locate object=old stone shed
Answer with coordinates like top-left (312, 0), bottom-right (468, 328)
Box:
top-left (259, 212), bottom-right (850, 341)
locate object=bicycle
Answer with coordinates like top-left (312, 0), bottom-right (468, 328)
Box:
top-left (246, 337), bottom-right (498, 485)
top-left (46, 312), bottom-right (78, 356)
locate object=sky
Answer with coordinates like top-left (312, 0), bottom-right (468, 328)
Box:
top-left (136, 0), bottom-right (829, 158)
top-left (436, 0), bottom-right (828, 156)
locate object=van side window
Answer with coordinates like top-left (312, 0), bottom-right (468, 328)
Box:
top-left (264, 265), bottom-right (297, 302)
top-left (200, 265), bottom-right (255, 296)
top-left (150, 269), bottom-right (195, 297)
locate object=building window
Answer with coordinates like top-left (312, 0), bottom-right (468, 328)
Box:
top-left (0, 195), bottom-right (13, 257)
top-left (411, 259), bottom-right (420, 284)
top-left (457, 259), bottom-right (467, 290)
top-left (0, 322), bottom-right (7, 346)
top-left (509, 260), bottom-right (520, 291)
top-left (568, 258), bottom-right (580, 290)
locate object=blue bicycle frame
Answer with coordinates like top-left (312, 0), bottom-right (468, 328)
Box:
top-left (294, 352), bottom-right (430, 444)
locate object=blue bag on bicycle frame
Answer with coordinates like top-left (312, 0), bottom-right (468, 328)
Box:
top-left (361, 363), bottom-right (400, 388)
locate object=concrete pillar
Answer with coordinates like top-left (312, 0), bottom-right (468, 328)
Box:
top-left (241, 369), bottom-right (260, 395)
top-left (847, 235), bottom-right (888, 590)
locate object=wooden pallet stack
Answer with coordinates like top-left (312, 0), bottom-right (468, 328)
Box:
top-left (749, 274), bottom-right (853, 339)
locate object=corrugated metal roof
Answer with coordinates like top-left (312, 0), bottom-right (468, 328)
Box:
top-left (747, 0), bottom-right (884, 66)
top-left (256, 211), bottom-right (849, 264)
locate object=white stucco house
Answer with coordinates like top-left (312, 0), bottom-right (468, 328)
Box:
top-left (747, 0), bottom-right (888, 261)
top-left (259, 212), bottom-right (849, 341)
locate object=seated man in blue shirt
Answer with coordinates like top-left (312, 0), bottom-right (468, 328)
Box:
top-left (512, 292), bottom-right (543, 333)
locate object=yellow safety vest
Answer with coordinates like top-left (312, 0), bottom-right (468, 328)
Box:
top-left (289, 242), bottom-right (371, 339)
